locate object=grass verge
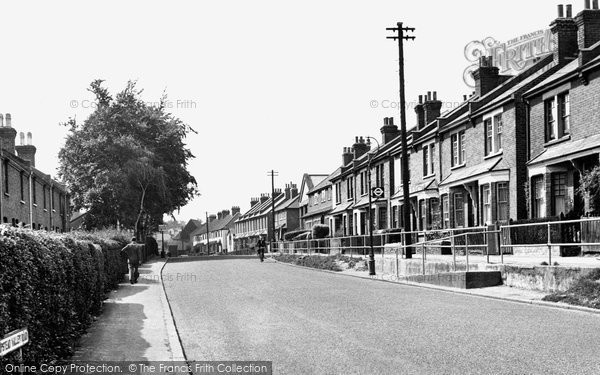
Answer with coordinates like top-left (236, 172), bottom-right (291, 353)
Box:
top-left (542, 268), bottom-right (600, 309)
top-left (275, 254), bottom-right (367, 272)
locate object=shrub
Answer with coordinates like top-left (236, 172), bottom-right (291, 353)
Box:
top-left (0, 226), bottom-right (129, 366)
top-left (312, 224), bottom-right (330, 239)
top-left (543, 269), bottom-right (600, 308)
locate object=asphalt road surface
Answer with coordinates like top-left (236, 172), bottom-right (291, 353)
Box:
top-left (163, 256), bottom-right (600, 375)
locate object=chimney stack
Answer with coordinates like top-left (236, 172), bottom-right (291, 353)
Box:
top-left (209, 214), bottom-right (217, 222)
top-left (222, 209), bottom-right (230, 217)
top-left (423, 91), bottom-right (442, 126)
top-left (0, 113), bottom-right (17, 154)
top-left (16, 131), bottom-right (38, 166)
top-left (250, 197), bottom-right (259, 207)
top-left (260, 193), bottom-right (269, 204)
top-left (414, 95), bottom-right (425, 129)
top-left (284, 183), bottom-right (291, 199)
top-left (550, 4), bottom-right (578, 65)
top-left (231, 206), bottom-right (241, 215)
top-left (471, 56), bottom-right (503, 97)
top-left (576, 0), bottom-right (600, 55)
top-left (217, 212), bottom-right (223, 220)
top-left (380, 116), bottom-right (400, 144)
top-left (352, 136), bottom-right (370, 159)
top-left (290, 183), bottom-right (298, 198)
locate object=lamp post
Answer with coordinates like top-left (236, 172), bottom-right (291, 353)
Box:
top-left (365, 136), bottom-right (380, 276)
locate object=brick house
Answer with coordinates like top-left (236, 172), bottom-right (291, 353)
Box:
top-left (273, 183), bottom-right (300, 240)
top-left (301, 169), bottom-right (338, 233)
top-left (0, 116), bottom-right (69, 232)
top-left (193, 207), bottom-right (241, 253)
top-left (524, 3), bottom-right (600, 219)
top-left (297, 173), bottom-right (329, 229)
top-left (234, 190), bottom-right (286, 249)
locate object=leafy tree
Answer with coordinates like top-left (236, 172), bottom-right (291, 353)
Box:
top-left (59, 80), bottom-right (198, 238)
top-left (578, 165), bottom-right (600, 215)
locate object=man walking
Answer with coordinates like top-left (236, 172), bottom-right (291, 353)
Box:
top-left (256, 236), bottom-right (266, 262)
top-left (121, 237), bottom-right (142, 284)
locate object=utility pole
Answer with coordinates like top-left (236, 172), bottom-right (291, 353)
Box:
top-left (267, 170), bottom-right (278, 253)
top-left (205, 211), bottom-right (210, 255)
top-left (387, 22), bottom-right (415, 259)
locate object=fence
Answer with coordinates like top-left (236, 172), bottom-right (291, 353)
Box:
top-left (270, 217), bottom-right (600, 277)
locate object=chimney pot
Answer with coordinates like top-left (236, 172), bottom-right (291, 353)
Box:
top-left (27, 132), bottom-right (32, 146)
top-left (463, 94), bottom-right (467, 101)
top-left (5, 114), bottom-right (11, 127)
top-left (567, 4), bottom-right (573, 17)
top-left (427, 91), bottom-right (432, 101)
top-left (586, 0), bottom-right (591, 9)
top-left (0, 114), bottom-right (3, 127)
top-left (433, 91), bottom-right (437, 101)
top-left (388, 117), bottom-right (394, 125)
top-left (594, 0), bottom-right (599, 9)
top-left (418, 95), bottom-right (423, 104)
top-left (19, 132), bottom-right (24, 146)
top-left (383, 117), bottom-right (388, 126)
top-left (558, 4), bottom-right (565, 17)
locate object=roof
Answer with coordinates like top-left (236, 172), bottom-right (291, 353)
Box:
top-left (439, 156), bottom-right (506, 187)
top-left (391, 178), bottom-right (438, 200)
top-left (528, 134), bottom-right (600, 166)
top-left (302, 204), bottom-right (333, 219)
top-left (524, 59), bottom-right (580, 97)
top-left (308, 167), bottom-right (341, 194)
top-left (330, 201), bottom-right (353, 215)
top-left (275, 195), bottom-right (299, 211)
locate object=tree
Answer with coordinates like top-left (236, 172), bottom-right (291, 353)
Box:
top-left (578, 165), bottom-right (600, 215)
top-left (59, 80), bottom-right (198, 238)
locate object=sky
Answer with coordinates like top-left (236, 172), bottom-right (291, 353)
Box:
top-left (0, 0), bottom-right (569, 223)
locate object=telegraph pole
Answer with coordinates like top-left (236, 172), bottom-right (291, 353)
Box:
top-left (205, 211), bottom-right (210, 255)
top-left (267, 170), bottom-right (278, 253)
top-left (387, 22), bottom-right (415, 259)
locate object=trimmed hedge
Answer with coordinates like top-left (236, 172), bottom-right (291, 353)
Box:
top-left (0, 227), bottom-right (130, 365)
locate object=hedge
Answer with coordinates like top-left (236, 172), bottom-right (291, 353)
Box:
top-left (0, 227), bottom-right (130, 366)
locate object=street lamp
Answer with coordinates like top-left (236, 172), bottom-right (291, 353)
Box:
top-left (365, 136), bottom-right (381, 276)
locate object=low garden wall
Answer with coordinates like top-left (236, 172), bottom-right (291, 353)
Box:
top-left (0, 227), bottom-right (129, 366)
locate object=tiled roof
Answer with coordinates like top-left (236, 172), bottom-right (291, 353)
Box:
top-left (528, 133), bottom-right (600, 166)
top-left (439, 156), bottom-right (506, 187)
top-left (308, 167), bottom-right (340, 194)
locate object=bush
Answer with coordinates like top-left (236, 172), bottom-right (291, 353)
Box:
top-left (543, 269), bottom-right (600, 309)
top-left (312, 224), bottom-right (330, 239)
top-left (0, 226), bottom-right (129, 366)
top-left (275, 254), bottom-right (342, 271)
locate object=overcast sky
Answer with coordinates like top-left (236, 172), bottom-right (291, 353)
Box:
top-left (0, 0), bottom-right (568, 222)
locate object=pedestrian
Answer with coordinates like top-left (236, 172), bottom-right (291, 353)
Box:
top-left (121, 237), bottom-right (142, 284)
top-left (256, 236), bottom-right (266, 262)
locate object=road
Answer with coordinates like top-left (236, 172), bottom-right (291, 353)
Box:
top-left (163, 256), bottom-right (600, 375)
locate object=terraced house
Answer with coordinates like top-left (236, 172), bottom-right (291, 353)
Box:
top-left (0, 115), bottom-right (69, 232)
top-left (525, 3), bottom-right (600, 219)
top-left (234, 190), bottom-right (286, 249)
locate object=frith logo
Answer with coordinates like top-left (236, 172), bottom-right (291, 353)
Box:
top-left (463, 29), bottom-right (555, 88)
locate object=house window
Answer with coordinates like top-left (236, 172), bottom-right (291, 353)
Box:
top-left (484, 113), bottom-right (503, 156)
top-left (19, 172), bottom-right (24, 201)
top-left (430, 198), bottom-right (440, 229)
top-left (497, 182), bottom-right (509, 221)
top-left (454, 193), bottom-right (464, 227)
top-left (442, 195), bottom-right (450, 229)
top-left (451, 131), bottom-right (465, 167)
top-left (423, 144), bottom-right (435, 176)
top-left (346, 176), bottom-right (354, 200)
top-left (482, 184), bottom-right (491, 224)
top-left (32, 178), bottom-right (37, 204)
top-left (546, 92), bottom-right (570, 142)
top-left (335, 182), bottom-right (342, 204)
top-left (3, 160), bottom-right (8, 194)
top-left (532, 176), bottom-right (544, 218)
top-left (551, 172), bottom-right (567, 216)
top-left (392, 206), bottom-right (398, 229)
top-left (418, 200), bottom-right (426, 230)
top-left (378, 207), bottom-right (387, 230)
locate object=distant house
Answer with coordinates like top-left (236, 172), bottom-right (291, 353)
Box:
top-left (273, 183), bottom-right (300, 240)
top-left (297, 173), bottom-right (329, 231)
top-left (179, 219), bottom-right (203, 251)
top-left (193, 207), bottom-right (241, 254)
top-left (234, 189), bottom-right (287, 250)
top-left (302, 169), bottom-right (339, 233)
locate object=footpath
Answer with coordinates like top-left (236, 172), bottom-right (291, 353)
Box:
top-left (70, 258), bottom-right (187, 369)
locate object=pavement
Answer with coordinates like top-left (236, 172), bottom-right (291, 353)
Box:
top-left (163, 257), bottom-right (600, 374)
top-left (71, 258), bottom-right (186, 364)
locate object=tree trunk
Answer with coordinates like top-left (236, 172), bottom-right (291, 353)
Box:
top-left (134, 187), bottom-right (147, 241)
